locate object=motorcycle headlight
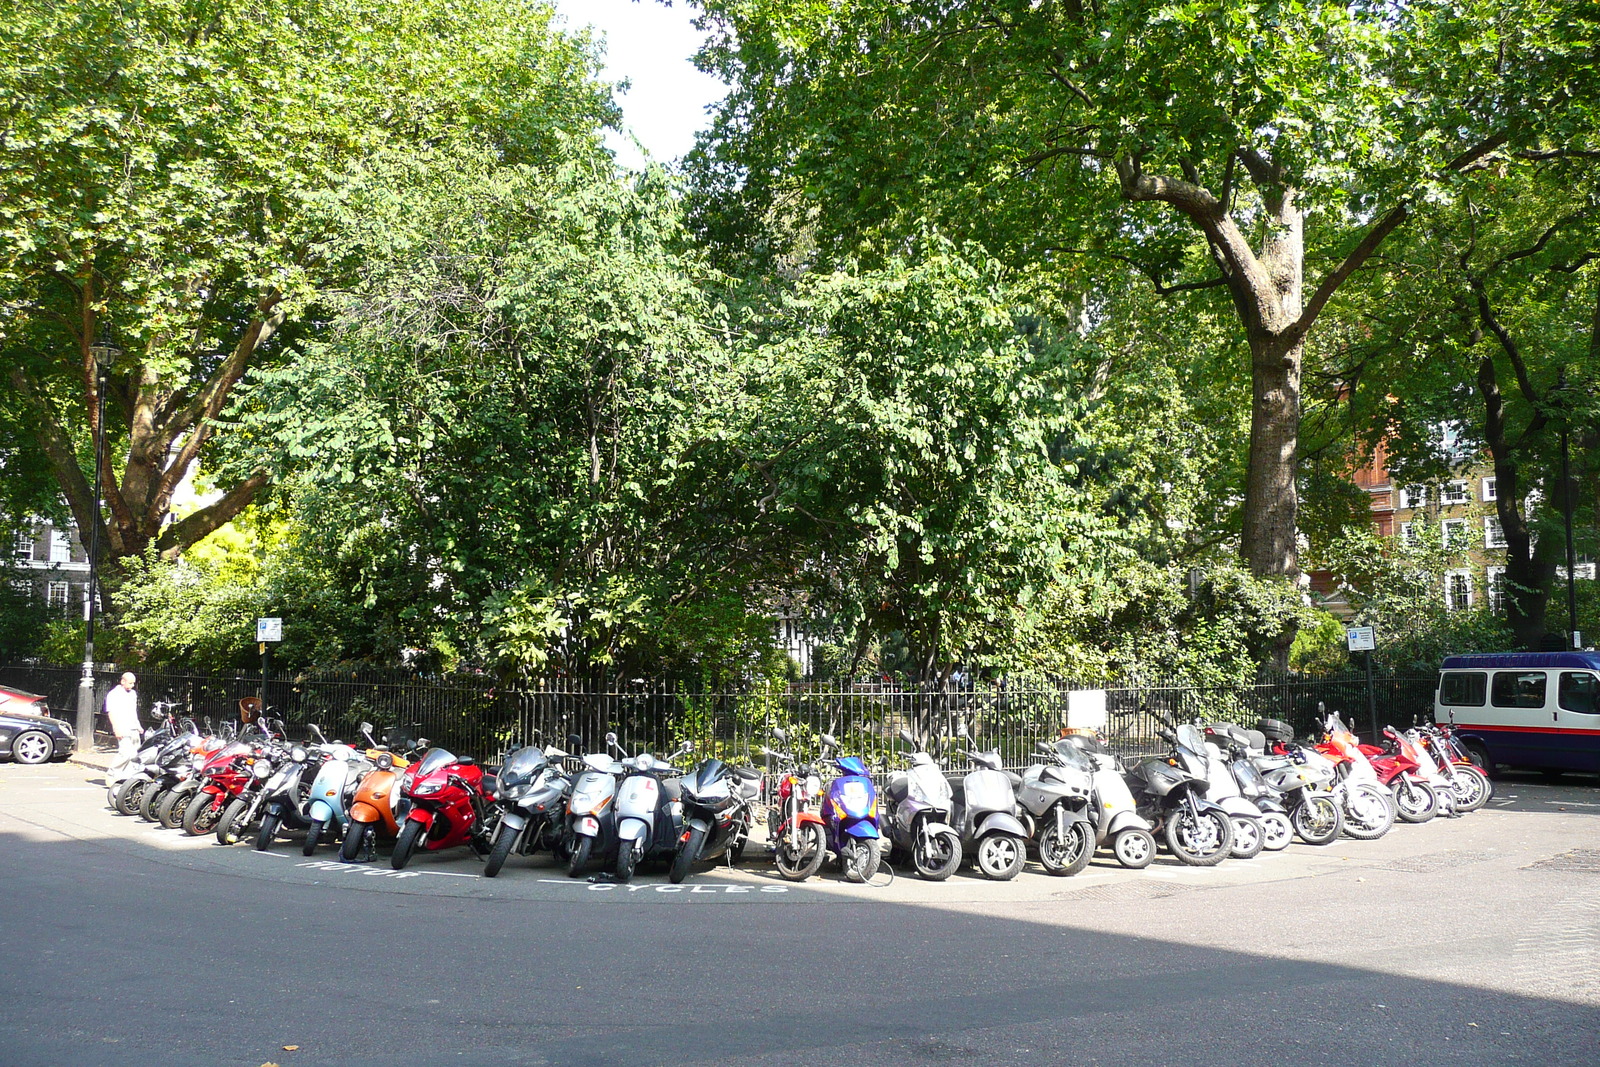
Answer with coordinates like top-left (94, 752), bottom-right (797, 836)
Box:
top-left (413, 781), bottom-right (443, 796)
top-left (291, 746), bottom-right (308, 763)
top-left (251, 761), bottom-right (272, 780)
top-left (191, 755), bottom-right (206, 770)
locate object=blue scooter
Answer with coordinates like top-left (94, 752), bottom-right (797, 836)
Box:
top-left (819, 733), bottom-right (882, 883)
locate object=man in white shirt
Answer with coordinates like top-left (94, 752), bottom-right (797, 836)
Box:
top-left (104, 672), bottom-right (141, 758)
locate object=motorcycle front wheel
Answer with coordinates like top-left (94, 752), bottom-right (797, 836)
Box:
top-left (566, 834), bottom-right (593, 878)
top-left (391, 818), bottom-right (426, 870)
top-left (1291, 795), bottom-right (1342, 844)
top-left (1341, 784), bottom-right (1396, 840)
top-left (182, 795), bottom-right (222, 837)
top-left (216, 797), bottom-right (252, 846)
top-left (301, 818), bottom-right (326, 857)
top-left (483, 823), bottom-right (518, 878)
top-left (840, 838), bottom-right (881, 883)
top-left (1038, 820), bottom-right (1094, 876)
top-left (1228, 815), bottom-right (1265, 859)
top-left (1112, 828), bottom-right (1155, 869)
top-left (975, 833), bottom-right (1025, 881)
top-left (339, 820), bottom-right (373, 863)
top-left (1260, 812), bottom-right (1294, 851)
top-left (913, 828), bottom-right (962, 881)
top-left (669, 825), bottom-right (706, 885)
top-left (138, 784), bottom-right (168, 822)
top-left (1450, 765), bottom-right (1492, 812)
top-left (1391, 778), bottom-right (1437, 823)
top-left (113, 777), bottom-right (149, 817)
top-left (1164, 809), bottom-right (1232, 866)
top-left (157, 786), bottom-right (193, 830)
top-left (773, 823), bottom-right (826, 882)
top-left (254, 810), bottom-right (282, 851)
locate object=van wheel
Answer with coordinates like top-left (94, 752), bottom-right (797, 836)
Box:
top-left (1462, 741), bottom-right (1494, 778)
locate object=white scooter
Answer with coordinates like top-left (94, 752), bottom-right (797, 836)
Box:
top-left (613, 739), bottom-right (691, 883)
top-left (950, 724), bottom-right (1032, 881)
top-left (1061, 731), bottom-right (1157, 869)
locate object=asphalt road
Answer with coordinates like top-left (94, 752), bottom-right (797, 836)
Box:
top-left (2, 761), bottom-right (1597, 1067)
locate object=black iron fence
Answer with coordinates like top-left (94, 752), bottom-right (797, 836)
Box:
top-left (3, 663), bottom-right (1437, 772)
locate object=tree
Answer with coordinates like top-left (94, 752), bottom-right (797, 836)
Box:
top-left (687, 0), bottom-right (1593, 599)
top-left (0, 0), bottom-right (614, 607)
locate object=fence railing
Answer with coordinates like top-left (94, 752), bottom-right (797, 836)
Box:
top-left (2, 664), bottom-right (1438, 773)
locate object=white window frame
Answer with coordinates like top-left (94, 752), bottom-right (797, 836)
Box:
top-left (1444, 569), bottom-right (1473, 611)
top-left (1486, 566), bottom-right (1506, 613)
top-left (48, 527), bottom-right (72, 563)
top-left (1441, 518), bottom-right (1468, 549)
top-left (1399, 521), bottom-right (1419, 545)
top-left (1481, 476), bottom-right (1497, 501)
top-left (46, 580), bottom-right (70, 611)
top-left (12, 530), bottom-right (30, 561)
top-left (1441, 479), bottom-right (1470, 505)
top-left (1484, 515), bottom-right (1506, 549)
top-left (1399, 484), bottom-right (1427, 510)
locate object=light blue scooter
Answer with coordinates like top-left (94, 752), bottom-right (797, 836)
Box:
top-left (300, 724), bottom-right (375, 857)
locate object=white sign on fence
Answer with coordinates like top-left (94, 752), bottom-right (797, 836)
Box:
top-left (1346, 625), bottom-right (1375, 652)
top-left (256, 617), bottom-right (283, 643)
top-left (1067, 689), bottom-right (1107, 731)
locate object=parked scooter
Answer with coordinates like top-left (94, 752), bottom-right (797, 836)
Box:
top-left (818, 733), bottom-right (882, 883)
top-left (881, 729), bottom-right (963, 881)
top-left (763, 732), bottom-right (827, 882)
top-left (1200, 724), bottom-right (1295, 850)
top-left (1060, 731), bottom-right (1157, 869)
top-left (297, 728), bottom-right (374, 856)
top-left (564, 733), bottom-right (626, 878)
top-left (482, 739), bottom-right (572, 878)
top-left (613, 739), bottom-right (691, 883)
top-left (1250, 718), bottom-right (1344, 844)
top-left (339, 736), bottom-right (419, 863)
top-left (252, 740), bottom-right (323, 851)
top-left (950, 723), bottom-right (1031, 881)
top-left (668, 746), bottom-right (760, 884)
top-left (1126, 729), bottom-right (1234, 866)
top-left (1016, 738), bottom-right (1096, 875)
top-left (390, 745), bottom-right (494, 870)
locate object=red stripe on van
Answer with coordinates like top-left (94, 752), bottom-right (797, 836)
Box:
top-left (1437, 722), bottom-right (1600, 736)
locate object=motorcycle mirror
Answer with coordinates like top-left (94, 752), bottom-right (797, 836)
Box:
top-left (605, 731), bottom-right (618, 746)
top-left (566, 733), bottom-right (583, 751)
top-left (820, 733), bottom-right (839, 749)
top-left (956, 723), bottom-right (970, 739)
top-left (772, 727), bottom-right (787, 742)
top-left (1036, 740), bottom-right (1053, 754)
top-left (898, 727), bottom-right (916, 745)
top-left (417, 737), bottom-right (431, 748)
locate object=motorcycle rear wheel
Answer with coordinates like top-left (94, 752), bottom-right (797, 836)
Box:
top-left (1038, 820), bottom-right (1094, 876)
top-left (113, 777), bottom-right (148, 817)
top-left (301, 818), bottom-right (325, 857)
top-left (339, 820), bottom-right (373, 863)
top-left (669, 825), bottom-right (706, 884)
top-left (483, 823), bottom-right (518, 878)
top-left (913, 828), bottom-right (962, 881)
top-left (840, 838), bottom-right (881, 883)
top-left (391, 818), bottom-right (426, 870)
top-left (1391, 778), bottom-right (1437, 823)
top-left (773, 823), bottom-right (826, 882)
top-left (1291, 795), bottom-right (1342, 844)
top-left (1164, 809), bottom-right (1232, 866)
top-left (254, 811), bottom-right (282, 851)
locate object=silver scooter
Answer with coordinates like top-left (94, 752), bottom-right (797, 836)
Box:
top-left (1060, 731), bottom-right (1157, 868)
top-left (613, 739), bottom-right (691, 883)
top-left (881, 728), bottom-right (962, 881)
top-left (950, 724), bottom-right (1031, 881)
top-left (1175, 723), bottom-right (1266, 859)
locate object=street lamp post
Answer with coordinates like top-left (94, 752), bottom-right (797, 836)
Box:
top-left (75, 330), bottom-right (119, 749)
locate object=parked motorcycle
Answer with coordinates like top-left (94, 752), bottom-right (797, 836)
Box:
top-left (1251, 718), bottom-right (1344, 844)
top-left (668, 746), bottom-right (759, 884)
top-left (1174, 723), bottom-right (1266, 859)
top-left (1312, 711), bottom-right (1397, 840)
top-left (181, 720), bottom-right (282, 838)
top-left (482, 740), bottom-right (572, 878)
top-left (1200, 724), bottom-right (1295, 850)
top-left (1362, 727), bottom-right (1441, 823)
top-left (950, 724), bottom-right (1031, 881)
top-left (882, 730), bottom-right (963, 881)
top-left (107, 702), bottom-right (189, 814)
top-left (1126, 730), bottom-right (1234, 866)
top-left (1016, 738), bottom-right (1095, 875)
top-left (1060, 731), bottom-right (1157, 869)
top-left (763, 732), bottom-right (827, 882)
top-left (390, 745), bottom-right (494, 870)
top-left (1420, 721), bottom-right (1493, 811)
top-left (564, 733), bottom-right (626, 878)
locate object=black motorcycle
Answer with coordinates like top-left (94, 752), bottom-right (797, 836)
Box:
top-left (668, 749), bottom-right (760, 884)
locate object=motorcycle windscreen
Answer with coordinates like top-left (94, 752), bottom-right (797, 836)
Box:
top-left (1051, 739), bottom-right (1092, 772)
top-left (498, 745), bottom-right (548, 788)
top-left (413, 748), bottom-right (457, 777)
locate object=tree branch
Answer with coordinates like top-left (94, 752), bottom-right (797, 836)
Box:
top-left (1284, 204), bottom-right (1410, 350)
top-left (153, 470), bottom-right (270, 559)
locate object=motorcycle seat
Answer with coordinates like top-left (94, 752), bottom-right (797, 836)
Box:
top-left (734, 767), bottom-right (761, 782)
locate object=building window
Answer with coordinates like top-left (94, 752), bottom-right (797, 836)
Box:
top-left (1441, 480), bottom-right (1470, 505)
top-left (1486, 567), bottom-right (1506, 613)
top-left (1399, 521), bottom-right (1419, 545)
top-left (1481, 477), bottom-right (1497, 501)
top-left (1399, 485), bottom-right (1427, 510)
top-left (1441, 518), bottom-right (1468, 549)
top-left (46, 581), bottom-right (70, 612)
top-left (11, 530), bottom-right (29, 561)
top-left (49, 527), bottom-right (72, 563)
top-left (1557, 562), bottom-right (1597, 581)
top-left (1445, 570), bottom-right (1472, 611)
top-left (1483, 516), bottom-right (1506, 549)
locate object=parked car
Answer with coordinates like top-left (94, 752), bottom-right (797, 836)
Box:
top-left (0, 686), bottom-right (76, 764)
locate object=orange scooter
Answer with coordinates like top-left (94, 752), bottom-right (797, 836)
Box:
top-left (337, 729), bottom-right (422, 862)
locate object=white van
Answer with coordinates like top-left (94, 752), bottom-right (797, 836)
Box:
top-left (1434, 652), bottom-right (1600, 774)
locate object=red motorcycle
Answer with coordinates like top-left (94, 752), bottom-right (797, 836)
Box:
top-left (390, 746), bottom-right (495, 869)
top-left (1358, 728), bottom-right (1439, 824)
top-left (179, 721), bottom-right (284, 837)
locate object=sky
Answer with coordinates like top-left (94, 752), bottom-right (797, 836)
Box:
top-left (550, 0), bottom-right (728, 170)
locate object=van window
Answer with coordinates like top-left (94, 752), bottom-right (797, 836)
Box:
top-left (1559, 672), bottom-right (1599, 715)
top-left (1491, 671), bottom-right (1547, 709)
top-left (1439, 672), bottom-right (1487, 707)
